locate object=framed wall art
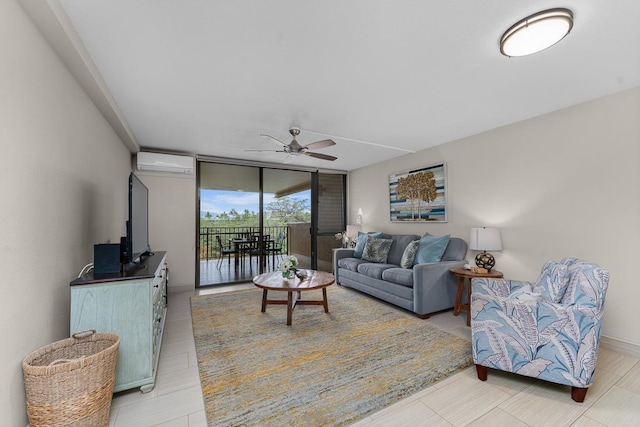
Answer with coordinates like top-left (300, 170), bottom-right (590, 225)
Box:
top-left (389, 162), bottom-right (447, 222)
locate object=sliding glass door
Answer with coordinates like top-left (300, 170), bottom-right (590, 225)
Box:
top-left (197, 161), bottom-right (345, 287)
top-left (198, 163), bottom-right (260, 286)
top-left (263, 168), bottom-right (312, 271)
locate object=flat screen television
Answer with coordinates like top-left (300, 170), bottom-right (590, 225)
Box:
top-left (126, 172), bottom-right (150, 264)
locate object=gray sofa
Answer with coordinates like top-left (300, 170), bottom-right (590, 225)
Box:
top-left (332, 234), bottom-right (467, 318)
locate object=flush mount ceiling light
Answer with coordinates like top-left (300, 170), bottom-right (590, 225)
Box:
top-left (500, 8), bottom-right (573, 57)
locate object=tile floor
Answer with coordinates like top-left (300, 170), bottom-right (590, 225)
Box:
top-left (108, 285), bottom-right (640, 427)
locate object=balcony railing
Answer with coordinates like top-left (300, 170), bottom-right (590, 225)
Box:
top-left (199, 226), bottom-right (289, 260)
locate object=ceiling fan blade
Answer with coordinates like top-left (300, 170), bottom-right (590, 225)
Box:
top-left (244, 149), bottom-right (286, 153)
top-left (260, 134), bottom-right (287, 147)
top-left (305, 151), bottom-right (337, 161)
top-left (304, 139), bottom-right (336, 150)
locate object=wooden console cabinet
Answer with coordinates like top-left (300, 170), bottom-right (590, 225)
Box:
top-left (70, 251), bottom-right (168, 393)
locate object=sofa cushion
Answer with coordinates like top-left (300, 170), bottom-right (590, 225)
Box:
top-left (357, 263), bottom-right (397, 280)
top-left (353, 231), bottom-right (383, 258)
top-left (337, 257), bottom-right (368, 272)
top-left (382, 267), bottom-right (414, 287)
top-left (414, 234), bottom-right (450, 265)
top-left (441, 237), bottom-right (467, 261)
top-left (400, 240), bottom-right (420, 268)
top-left (361, 238), bottom-right (393, 263)
top-left (534, 261), bottom-right (570, 303)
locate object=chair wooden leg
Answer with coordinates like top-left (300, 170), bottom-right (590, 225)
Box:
top-left (571, 386), bottom-right (588, 403)
top-left (476, 364), bottom-right (488, 381)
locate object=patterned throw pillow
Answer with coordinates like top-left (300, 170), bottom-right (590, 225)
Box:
top-left (400, 240), bottom-right (420, 268)
top-left (353, 231), bottom-right (383, 258)
top-left (534, 261), bottom-right (570, 303)
top-left (414, 234), bottom-right (450, 265)
top-left (361, 238), bottom-right (393, 263)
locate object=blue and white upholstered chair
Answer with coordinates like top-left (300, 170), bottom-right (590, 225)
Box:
top-left (470, 258), bottom-right (609, 402)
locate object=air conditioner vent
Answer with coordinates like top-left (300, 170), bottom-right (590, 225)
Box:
top-left (136, 152), bottom-right (194, 174)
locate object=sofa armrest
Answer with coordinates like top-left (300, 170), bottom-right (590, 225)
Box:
top-left (472, 278), bottom-right (535, 298)
top-left (413, 260), bottom-right (467, 278)
top-left (333, 248), bottom-right (355, 283)
top-left (333, 248), bottom-right (355, 259)
top-left (412, 260), bottom-right (467, 315)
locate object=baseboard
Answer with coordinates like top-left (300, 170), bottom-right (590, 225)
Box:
top-left (168, 284), bottom-right (195, 294)
top-left (600, 335), bottom-right (640, 359)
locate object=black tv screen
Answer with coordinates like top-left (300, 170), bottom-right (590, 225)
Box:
top-left (127, 173), bottom-right (150, 263)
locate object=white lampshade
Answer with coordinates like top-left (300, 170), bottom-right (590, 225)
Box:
top-left (345, 224), bottom-right (362, 238)
top-left (500, 8), bottom-right (573, 57)
top-left (469, 228), bottom-right (503, 251)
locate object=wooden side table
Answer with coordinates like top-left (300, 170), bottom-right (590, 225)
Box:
top-left (449, 267), bottom-right (503, 326)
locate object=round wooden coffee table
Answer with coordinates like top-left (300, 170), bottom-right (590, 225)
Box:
top-left (253, 270), bottom-right (335, 325)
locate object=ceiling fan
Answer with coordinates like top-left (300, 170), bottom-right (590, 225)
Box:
top-left (246, 128), bottom-right (337, 161)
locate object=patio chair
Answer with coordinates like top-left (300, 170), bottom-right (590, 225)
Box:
top-left (245, 234), bottom-right (275, 269)
top-left (266, 232), bottom-right (286, 268)
top-left (216, 235), bottom-right (235, 269)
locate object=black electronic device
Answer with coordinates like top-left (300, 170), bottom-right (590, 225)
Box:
top-left (125, 173), bottom-right (151, 264)
top-left (94, 243), bottom-right (122, 273)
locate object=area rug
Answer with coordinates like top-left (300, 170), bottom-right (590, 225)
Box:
top-left (191, 285), bottom-right (473, 427)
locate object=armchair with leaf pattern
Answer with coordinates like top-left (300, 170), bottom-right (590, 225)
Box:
top-left (470, 258), bottom-right (609, 402)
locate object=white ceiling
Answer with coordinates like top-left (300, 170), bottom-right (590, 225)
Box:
top-left (38, 1), bottom-right (640, 171)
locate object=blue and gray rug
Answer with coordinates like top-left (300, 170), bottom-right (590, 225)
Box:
top-left (191, 285), bottom-right (472, 426)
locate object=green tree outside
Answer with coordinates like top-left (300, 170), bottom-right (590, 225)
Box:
top-left (200, 196), bottom-right (310, 228)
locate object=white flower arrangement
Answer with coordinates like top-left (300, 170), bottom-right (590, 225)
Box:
top-left (335, 231), bottom-right (356, 248)
top-left (278, 255), bottom-right (298, 278)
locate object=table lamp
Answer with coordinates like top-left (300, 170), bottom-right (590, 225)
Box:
top-left (469, 227), bottom-right (503, 271)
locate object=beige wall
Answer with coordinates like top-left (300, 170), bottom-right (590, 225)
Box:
top-left (349, 87), bottom-right (640, 348)
top-left (0, 1), bottom-right (132, 424)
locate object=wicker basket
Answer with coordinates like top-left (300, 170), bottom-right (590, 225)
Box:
top-left (22, 330), bottom-right (120, 427)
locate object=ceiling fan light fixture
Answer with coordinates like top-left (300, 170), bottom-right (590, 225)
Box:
top-left (500, 8), bottom-right (573, 57)
top-left (249, 128), bottom-right (337, 162)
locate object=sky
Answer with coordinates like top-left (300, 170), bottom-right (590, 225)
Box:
top-left (200, 189), bottom-right (310, 217)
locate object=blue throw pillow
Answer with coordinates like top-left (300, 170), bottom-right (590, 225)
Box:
top-left (353, 231), bottom-right (383, 258)
top-left (414, 234), bottom-right (450, 265)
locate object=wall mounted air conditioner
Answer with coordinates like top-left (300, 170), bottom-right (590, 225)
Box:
top-left (136, 152), bottom-right (194, 174)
